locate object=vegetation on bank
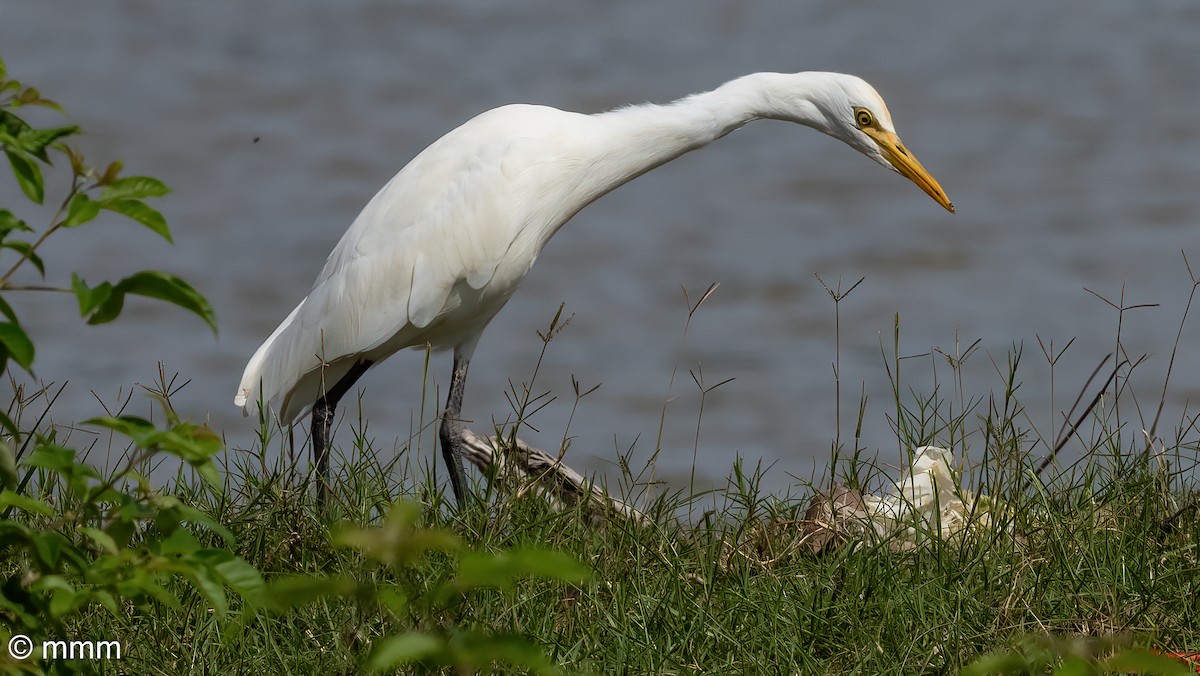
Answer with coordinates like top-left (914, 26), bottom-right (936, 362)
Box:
top-left (1, 57), bottom-right (1198, 674)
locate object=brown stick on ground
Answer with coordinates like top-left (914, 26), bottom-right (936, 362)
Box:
top-left (457, 427), bottom-right (650, 525)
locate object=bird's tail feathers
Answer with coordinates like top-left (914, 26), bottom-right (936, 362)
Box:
top-left (234, 301), bottom-right (306, 419)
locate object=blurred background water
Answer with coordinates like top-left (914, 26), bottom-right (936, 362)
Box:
top-left (2, 1), bottom-right (1199, 493)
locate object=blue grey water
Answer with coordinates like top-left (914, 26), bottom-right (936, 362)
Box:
top-left (2, 1), bottom-right (1199, 493)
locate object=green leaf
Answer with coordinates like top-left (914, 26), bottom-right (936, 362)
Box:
top-left (193, 550), bottom-right (265, 596)
top-left (0, 208), bottom-right (32, 238)
top-left (16, 124), bottom-right (79, 161)
top-left (100, 175), bottom-right (170, 201)
top-left (183, 564), bottom-right (229, 618)
top-left (0, 440), bottom-right (16, 490)
top-left (13, 86), bottom-right (38, 106)
top-left (192, 459), bottom-right (222, 489)
top-left (14, 87), bottom-right (62, 112)
top-left (117, 571), bottom-right (180, 609)
top-left (156, 423), bottom-right (223, 462)
top-left (1050, 654), bottom-right (1091, 676)
top-left (71, 273), bottom-right (113, 316)
top-left (106, 518), bottom-right (136, 550)
top-left (85, 483), bottom-right (123, 505)
top-left (92, 590), bottom-right (120, 618)
top-left (1, 241), bottom-right (45, 277)
top-left (1103, 649), bottom-right (1195, 675)
top-left (0, 489), bottom-right (53, 516)
top-left (449, 632), bottom-right (558, 673)
top-left (26, 444), bottom-right (75, 472)
top-left (88, 270), bottom-right (217, 334)
top-left (0, 411), bottom-right (18, 441)
top-left (963, 653), bottom-right (1038, 676)
top-left (101, 198), bottom-right (171, 241)
top-left (455, 547), bottom-right (589, 590)
top-left (83, 415), bottom-right (157, 446)
top-left (34, 574), bottom-right (74, 595)
top-left (160, 527), bottom-right (201, 555)
top-left (28, 99), bottom-right (65, 114)
top-left (81, 527), bottom-right (118, 555)
top-left (367, 632), bottom-right (445, 671)
top-left (0, 520), bottom-right (35, 551)
top-left (63, 144), bottom-right (86, 177)
top-left (0, 296), bottom-right (17, 323)
top-left (251, 575), bottom-right (354, 613)
top-left (5, 148), bottom-right (43, 203)
top-left (97, 160), bottom-right (123, 186)
top-left (0, 322), bottom-right (33, 371)
top-left (49, 587), bottom-right (78, 619)
top-left (335, 501), bottom-right (460, 567)
top-left (376, 586), bottom-right (408, 614)
top-left (31, 576), bottom-right (78, 619)
top-left (84, 418), bottom-right (223, 480)
top-left (31, 531), bottom-right (71, 569)
top-left (0, 110), bottom-right (31, 140)
top-left (63, 193), bottom-right (101, 227)
top-left (183, 424), bottom-right (222, 456)
top-left (168, 502), bottom-right (234, 547)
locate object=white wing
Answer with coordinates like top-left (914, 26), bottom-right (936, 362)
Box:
top-left (235, 104), bottom-right (584, 421)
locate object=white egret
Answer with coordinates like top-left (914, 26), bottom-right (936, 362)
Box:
top-left (235, 71), bottom-right (954, 506)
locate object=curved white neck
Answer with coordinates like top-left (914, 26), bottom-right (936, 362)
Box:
top-left (520, 73), bottom-right (833, 253)
top-left (578, 73), bottom-right (824, 202)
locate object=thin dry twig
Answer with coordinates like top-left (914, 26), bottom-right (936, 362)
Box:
top-left (457, 427), bottom-right (650, 525)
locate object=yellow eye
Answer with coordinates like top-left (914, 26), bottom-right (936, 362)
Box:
top-left (854, 108), bottom-right (874, 128)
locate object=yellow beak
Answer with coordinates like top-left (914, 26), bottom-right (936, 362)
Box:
top-left (862, 128), bottom-right (954, 213)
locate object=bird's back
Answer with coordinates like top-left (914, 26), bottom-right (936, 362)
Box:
top-left (235, 104), bottom-right (603, 420)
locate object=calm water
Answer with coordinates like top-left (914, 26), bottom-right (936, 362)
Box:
top-left (3, 1), bottom-right (1199, 492)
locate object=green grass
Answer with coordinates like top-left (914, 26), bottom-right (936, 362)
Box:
top-left (6, 299), bottom-right (1200, 674)
top-left (17, 379), bottom-right (1198, 674)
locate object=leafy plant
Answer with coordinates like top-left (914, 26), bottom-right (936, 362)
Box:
top-left (0, 55), bottom-right (215, 436)
top-left (0, 56), bottom-right (590, 675)
top-left (0, 424), bottom-right (263, 672)
top-left (0, 56), bottom-right (244, 674)
top-left (251, 501), bottom-right (589, 674)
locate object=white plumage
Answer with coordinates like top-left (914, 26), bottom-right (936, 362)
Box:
top-left (235, 72), bottom-right (953, 505)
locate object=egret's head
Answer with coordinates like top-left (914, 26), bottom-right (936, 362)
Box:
top-left (775, 72), bottom-right (955, 213)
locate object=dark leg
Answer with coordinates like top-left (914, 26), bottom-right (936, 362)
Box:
top-left (311, 359), bottom-right (372, 507)
top-left (439, 353), bottom-right (471, 507)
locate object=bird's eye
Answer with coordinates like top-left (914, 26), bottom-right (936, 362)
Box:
top-left (854, 108), bottom-right (874, 128)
